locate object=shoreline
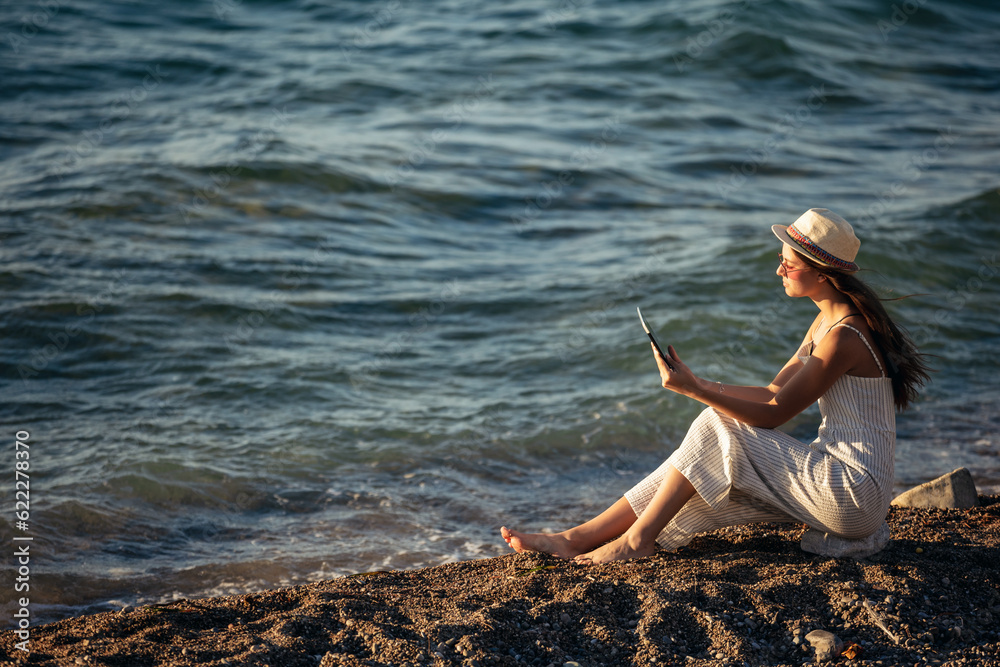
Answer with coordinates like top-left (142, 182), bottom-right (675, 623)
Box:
top-left (3, 497), bottom-right (999, 666)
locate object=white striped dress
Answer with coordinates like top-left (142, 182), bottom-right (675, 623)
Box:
top-left (625, 324), bottom-right (896, 550)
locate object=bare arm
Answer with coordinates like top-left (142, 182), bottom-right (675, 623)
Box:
top-left (653, 325), bottom-right (862, 429)
top-left (703, 313), bottom-right (824, 404)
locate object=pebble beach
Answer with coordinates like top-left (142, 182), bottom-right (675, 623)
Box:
top-left (4, 496), bottom-right (998, 667)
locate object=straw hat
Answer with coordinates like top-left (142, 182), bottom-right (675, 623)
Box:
top-left (772, 208), bottom-right (860, 272)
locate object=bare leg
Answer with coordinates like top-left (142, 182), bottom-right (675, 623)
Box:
top-left (501, 496), bottom-right (637, 559)
top-left (575, 464), bottom-right (695, 564)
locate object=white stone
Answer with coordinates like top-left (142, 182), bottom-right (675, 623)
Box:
top-left (805, 629), bottom-right (843, 661)
top-left (891, 467), bottom-right (980, 509)
top-left (800, 520), bottom-right (890, 558)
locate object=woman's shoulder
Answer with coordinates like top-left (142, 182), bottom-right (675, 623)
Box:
top-left (825, 317), bottom-right (885, 376)
top-left (828, 314), bottom-right (872, 340)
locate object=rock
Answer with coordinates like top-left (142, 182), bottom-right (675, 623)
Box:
top-left (800, 520), bottom-right (890, 558)
top-left (891, 468), bottom-right (979, 509)
top-left (805, 629), bottom-right (843, 662)
top-left (318, 653), bottom-right (341, 667)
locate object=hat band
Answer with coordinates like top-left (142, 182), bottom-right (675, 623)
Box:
top-left (787, 224), bottom-right (858, 271)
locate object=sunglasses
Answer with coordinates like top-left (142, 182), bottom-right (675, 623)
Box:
top-left (777, 252), bottom-right (811, 274)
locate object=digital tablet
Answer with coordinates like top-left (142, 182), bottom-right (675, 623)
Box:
top-left (637, 307), bottom-right (674, 371)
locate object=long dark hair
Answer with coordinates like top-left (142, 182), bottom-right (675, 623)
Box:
top-left (797, 253), bottom-right (931, 411)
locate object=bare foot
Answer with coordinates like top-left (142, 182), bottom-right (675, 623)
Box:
top-left (572, 534), bottom-right (655, 565)
top-left (500, 526), bottom-right (583, 559)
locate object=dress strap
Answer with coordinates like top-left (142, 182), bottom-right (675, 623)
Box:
top-left (832, 323), bottom-right (885, 377)
top-left (806, 313), bottom-right (854, 357)
top-left (827, 313), bottom-right (859, 329)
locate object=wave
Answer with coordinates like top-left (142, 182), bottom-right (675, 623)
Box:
top-left (931, 187), bottom-right (1000, 223)
top-left (191, 160), bottom-right (381, 193)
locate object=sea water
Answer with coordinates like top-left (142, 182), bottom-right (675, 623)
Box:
top-left (1, 0), bottom-right (999, 625)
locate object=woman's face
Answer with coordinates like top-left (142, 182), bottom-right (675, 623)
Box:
top-left (776, 246), bottom-right (818, 296)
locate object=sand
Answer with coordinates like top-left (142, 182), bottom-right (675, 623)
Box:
top-left (3, 497), bottom-right (999, 667)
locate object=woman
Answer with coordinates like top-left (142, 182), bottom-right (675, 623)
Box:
top-left (501, 208), bottom-right (929, 564)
